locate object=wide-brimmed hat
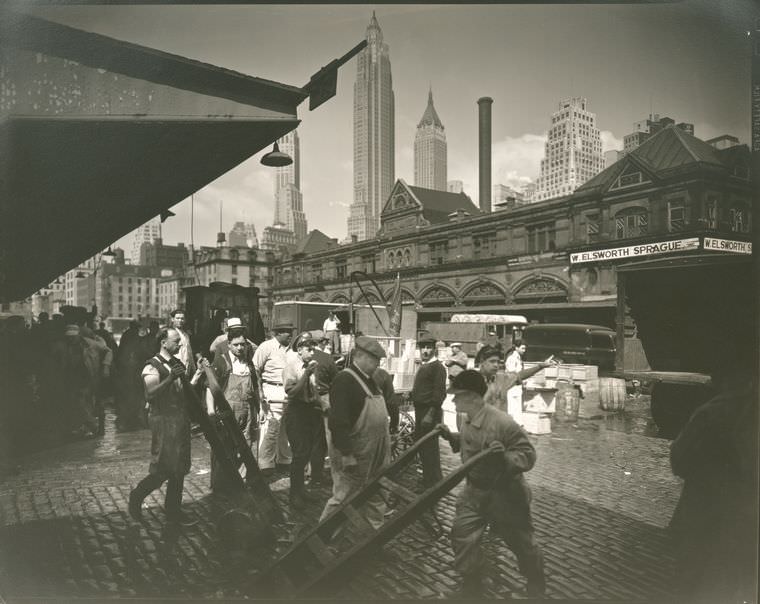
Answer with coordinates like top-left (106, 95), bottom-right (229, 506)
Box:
top-left (448, 369), bottom-right (487, 396)
top-left (354, 336), bottom-right (386, 359)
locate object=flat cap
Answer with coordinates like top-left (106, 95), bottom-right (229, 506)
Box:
top-left (273, 323), bottom-right (294, 333)
top-left (226, 317), bottom-right (243, 329)
top-left (354, 335), bottom-right (386, 359)
top-left (448, 369), bottom-right (487, 396)
top-left (417, 336), bottom-right (437, 347)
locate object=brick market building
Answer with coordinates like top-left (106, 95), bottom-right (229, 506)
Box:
top-left (270, 126), bottom-right (752, 331)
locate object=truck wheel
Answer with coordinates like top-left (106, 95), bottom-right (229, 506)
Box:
top-left (650, 383), bottom-right (715, 439)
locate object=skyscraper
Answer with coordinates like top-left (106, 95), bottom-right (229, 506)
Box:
top-left (534, 97), bottom-right (604, 202)
top-left (347, 12), bottom-right (395, 241)
top-left (273, 130), bottom-right (307, 242)
top-left (228, 222), bottom-right (259, 248)
top-left (414, 88), bottom-right (447, 191)
top-left (129, 217), bottom-right (161, 265)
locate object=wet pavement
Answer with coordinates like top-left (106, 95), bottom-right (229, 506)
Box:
top-left (0, 398), bottom-right (681, 601)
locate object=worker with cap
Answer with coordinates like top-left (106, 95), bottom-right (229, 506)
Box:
top-left (319, 335), bottom-right (391, 529)
top-left (322, 310), bottom-right (342, 355)
top-left (209, 317), bottom-right (257, 357)
top-left (252, 323), bottom-right (294, 477)
top-left (441, 369), bottom-right (545, 599)
top-left (410, 335), bottom-right (447, 487)
top-left (445, 342), bottom-right (469, 379)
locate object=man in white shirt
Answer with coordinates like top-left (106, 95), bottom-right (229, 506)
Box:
top-left (322, 310), bottom-right (341, 355)
top-left (170, 309), bottom-right (195, 378)
top-left (252, 324), bottom-right (294, 476)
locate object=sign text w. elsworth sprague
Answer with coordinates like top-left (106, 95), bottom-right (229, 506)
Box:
top-left (570, 238), bottom-right (700, 264)
top-left (703, 238), bottom-right (753, 254)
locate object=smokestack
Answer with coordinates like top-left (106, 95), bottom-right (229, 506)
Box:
top-left (477, 97), bottom-right (493, 213)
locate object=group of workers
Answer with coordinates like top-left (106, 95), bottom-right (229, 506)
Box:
top-left (121, 309), bottom-right (556, 599)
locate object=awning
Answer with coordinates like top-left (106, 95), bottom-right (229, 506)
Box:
top-left (0, 10), bottom-right (361, 302)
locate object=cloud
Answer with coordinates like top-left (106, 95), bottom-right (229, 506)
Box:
top-left (600, 130), bottom-right (624, 152)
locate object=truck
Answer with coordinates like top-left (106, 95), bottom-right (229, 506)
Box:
top-left (184, 282), bottom-right (266, 354)
top-left (612, 249), bottom-right (755, 438)
top-left (272, 300), bottom-right (418, 342)
top-left (419, 314), bottom-right (528, 357)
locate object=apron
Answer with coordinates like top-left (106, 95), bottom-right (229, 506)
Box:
top-left (321, 368), bottom-right (390, 528)
top-left (224, 367), bottom-right (255, 438)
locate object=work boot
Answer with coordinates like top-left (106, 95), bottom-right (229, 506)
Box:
top-left (447, 573), bottom-right (483, 599)
top-left (128, 490), bottom-right (143, 522)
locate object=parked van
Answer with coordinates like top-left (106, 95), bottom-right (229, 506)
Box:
top-left (521, 323), bottom-right (616, 370)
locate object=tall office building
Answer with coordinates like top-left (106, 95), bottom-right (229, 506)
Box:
top-left (414, 89), bottom-right (447, 191)
top-left (129, 217), bottom-right (161, 265)
top-left (228, 222), bottom-right (259, 248)
top-left (447, 180), bottom-right (464, 194)
top-left (347, 12), bottom-right (395, 241)
top-left (534, 97), bottom-right (604, 202)
top-left (623, 114), bottom-right (694, 154)
top-left (273, 131), bottom-right (307, 241)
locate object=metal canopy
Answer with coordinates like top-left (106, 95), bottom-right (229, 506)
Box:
top-left (0, 10), bottom-right (355, 302)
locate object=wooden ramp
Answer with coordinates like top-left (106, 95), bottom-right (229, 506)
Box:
top-left (253, 426), bottom-right (499, 598)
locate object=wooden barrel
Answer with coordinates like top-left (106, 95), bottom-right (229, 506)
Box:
top-left (599, 377), bottom-right (626, 411)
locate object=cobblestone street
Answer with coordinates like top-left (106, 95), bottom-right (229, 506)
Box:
top-left (0, 400), bottom-right (682, 602)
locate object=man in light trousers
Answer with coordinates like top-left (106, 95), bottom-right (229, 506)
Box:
top-left (253, 324), bottom-right (293, 477)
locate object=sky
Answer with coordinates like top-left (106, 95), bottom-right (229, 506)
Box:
top-left (28, 1), bottom-right (755, 250)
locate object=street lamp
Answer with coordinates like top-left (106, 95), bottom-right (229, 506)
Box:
top-left (260, 142), bottom-right (293, 167)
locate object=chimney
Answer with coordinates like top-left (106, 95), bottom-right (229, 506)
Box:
top-left (477, 97), bottom-right (493, 213)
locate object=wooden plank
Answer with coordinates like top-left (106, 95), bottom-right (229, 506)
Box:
top-left (342, 504), bottom-right (374, 534)
top-left (306, 535), bottom-right (335, 566)
top-left (378, 476), bottom-right (416, 504)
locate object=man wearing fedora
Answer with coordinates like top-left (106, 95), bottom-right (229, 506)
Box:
top-left (443, 370), bottom-right (545, 599)
top-left (320, 336), bottom-right (391, 529)
top-left (252, 323), bottom-right (294, 477)
top-left (410, 335), bottom-right (447, 487)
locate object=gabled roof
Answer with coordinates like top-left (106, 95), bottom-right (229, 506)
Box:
top-left (407, 183), bottom-right (480, 224)
top-left (574, 125), bottom-right (739, 197)
top-left (418, 89), bottom-right (444, 129)
top-left (294, 230), bottom-right (337, 256)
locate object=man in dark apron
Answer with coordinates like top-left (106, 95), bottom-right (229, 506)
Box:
top-left (206, 326), bottom-right (258, 493)
top-left (128, 327), bottom-right (205, 526)
top-left (320, 336), bottom-right (390, 529)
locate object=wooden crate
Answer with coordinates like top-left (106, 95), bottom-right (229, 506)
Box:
top-left (522, 412), bottom-right (552, 435)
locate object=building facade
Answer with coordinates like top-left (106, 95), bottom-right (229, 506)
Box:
top-left (129, 217), bottom-right (161, 265)
top-left (228, 222), bottom-right (259, 248)
top-left (261, 223), bottom-right (297, 253)
top-left (139, 239), bottom-right (188, 272)
top-left (534, 97), bottom-right (604, 202)
top-left (270, 127), bottom-right (752, 331)
top-left (347, 12), bottom-right (395, 241)
top-left (623, 114), bottom-right (694, 154)
top-left (273, 130), bottom-right (307, 242)
top-left (414, 89), bottom-right (447, 191)
top-left (447, 180), bottom-right (464, 194)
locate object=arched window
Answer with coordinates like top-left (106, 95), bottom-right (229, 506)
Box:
top-left (403, 248), bottom-right (411, 266)
top-left (615, 207), bottom-right (648, 239)
top-left (728, 203), bottom-right (750, 233)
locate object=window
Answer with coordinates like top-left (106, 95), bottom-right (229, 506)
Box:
top-left (705, 199), bottom-right (719, 229)
top-left (231, 264), bottom-right (238, 275)
top-left (429, 240), bottom-right (449, 265)
top-left (336, 259), bottom-right (347, 280)
top-left (311, 263), bottom-right (323, 282)
top-left (231, 278), bottom-right (237, 285)
top-left (585, 213), bottom-right (600, 243)
top-left (473, 233), bottom-right (495, 259)
top-left (362, 254), bottom-right (376, 274)
top-left (668, 200), bottom-right (686, 232)
top-left (527, 222), bottom-right (556, 253)
top-left (615, 208), bottom-right (648, 239)
top-left (728, 204), bottom-right (750, 233)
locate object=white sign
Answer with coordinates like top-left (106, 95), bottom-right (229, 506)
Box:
top-left (570, 238), bottom-right (700, 264)
top-left (703, 237), bottom-right (752, 254)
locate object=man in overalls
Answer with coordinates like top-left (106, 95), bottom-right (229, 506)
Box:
top-left (206, 325), bottom-right (258, 493)
top-left (129, 328), bottom-right (205, 526)
top-left (320, 336), bottom-right (390, 529)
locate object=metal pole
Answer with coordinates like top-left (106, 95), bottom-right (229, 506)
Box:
top-left (349, 276), bottom-right (354, 335)
top-left (615, 271), bottom-right (626, 372)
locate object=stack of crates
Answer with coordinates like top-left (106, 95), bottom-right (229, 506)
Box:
top-left (523, 363), bottom-right (601, 420)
